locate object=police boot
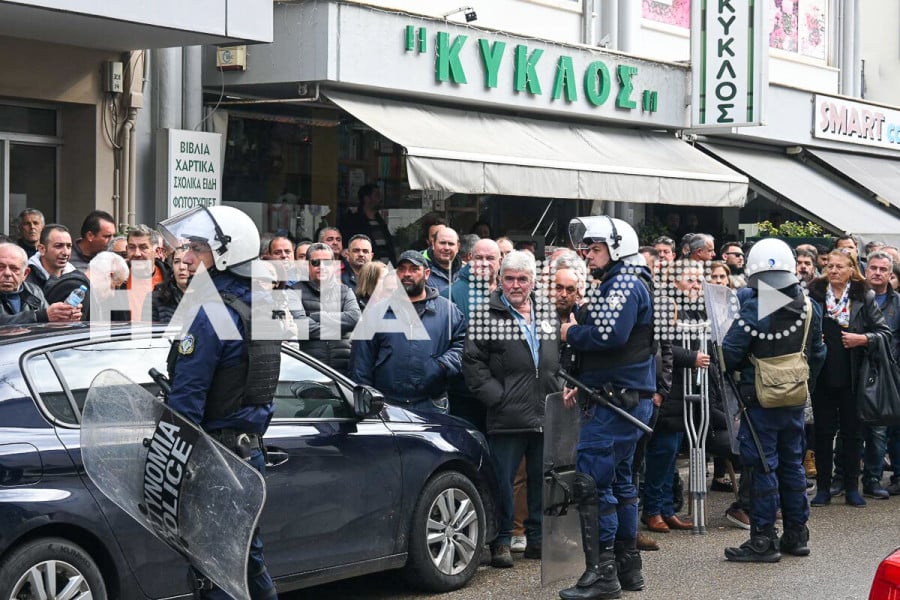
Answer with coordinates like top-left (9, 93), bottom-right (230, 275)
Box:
top-left (724, 528), bottom-right (781, 563)
top-left (614, 539), bottom-right (644, 591)
top-left (559, 502), bottom-right (621, 600)
top-left (779, 525), bottom-right (810, 557)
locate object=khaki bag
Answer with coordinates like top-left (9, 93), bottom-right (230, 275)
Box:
top-left (748, 298), bottom-right (813, 408)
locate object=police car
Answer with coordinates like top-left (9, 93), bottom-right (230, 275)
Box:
top-left (0, 323), bottom-right (498, 599)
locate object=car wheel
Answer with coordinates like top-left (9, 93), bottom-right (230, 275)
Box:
top-left (0, 537), bottom-right (107, 600)
top-left (403, 471), bottom-right (485, 592)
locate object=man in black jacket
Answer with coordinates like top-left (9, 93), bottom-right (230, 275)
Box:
top-left (0, 243), bottom-right (81, 325)
top-left (342, 184), bottom-right (396, 264)
top-left (291, 243), bottom-right (360, 375)
top-left (463, 250), bottom-right (560, 569)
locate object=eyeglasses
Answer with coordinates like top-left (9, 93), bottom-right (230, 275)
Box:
top-left (554, 284), bottom-right (578, 294)
top-left (502, 275), bottom-right (532, 286)
top-left (724, 251), bottom-right (744, 257)
top-left (309, 259), bottom-right (324, 267)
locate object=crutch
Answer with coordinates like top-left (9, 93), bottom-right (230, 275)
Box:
top-left (679, 321), bottom-right (711, 534)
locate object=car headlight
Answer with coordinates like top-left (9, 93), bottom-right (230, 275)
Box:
top-left (467, 428), bottom-right (489, 453)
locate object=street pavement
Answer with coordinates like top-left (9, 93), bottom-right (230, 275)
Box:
top-left (288, 477), bottom-right (900, 600)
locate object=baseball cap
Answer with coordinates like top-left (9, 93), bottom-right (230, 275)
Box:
top-left (397, 250), bottom-right (428, 267)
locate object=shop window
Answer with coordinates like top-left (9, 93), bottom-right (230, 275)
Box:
top-left (0, 105), bottom-right (57, 136)
top-left (8, 144), bottom-right (56, 228)
top-left (642, 0), bottom-right (829, 61)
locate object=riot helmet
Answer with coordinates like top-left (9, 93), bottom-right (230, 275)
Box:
top-left (159, 206), bottom-right (260, 277)
top-left (568, 216), bottom-right (640, 261)
top-left (744, 238), bottom-right (798, 289)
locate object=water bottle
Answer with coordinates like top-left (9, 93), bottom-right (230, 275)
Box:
top-left (65, 285), bottom-right (88, 308)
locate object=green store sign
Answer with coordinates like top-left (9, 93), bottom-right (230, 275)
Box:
top-left (404, 25), bottom-right (659, 113)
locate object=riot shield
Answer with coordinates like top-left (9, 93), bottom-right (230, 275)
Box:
top-left (542, 392), bottom-right (583, 586)
top-left (702, 282), bottom-right (742, 454)
top-left (80, 369), bottom-right (266, 600)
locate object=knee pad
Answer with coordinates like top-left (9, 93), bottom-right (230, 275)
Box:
top-left (573, 472), bottom-right (599, 506)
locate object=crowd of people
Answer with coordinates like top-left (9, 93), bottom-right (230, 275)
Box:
top-left (3, 194), bottom-right (900, 599)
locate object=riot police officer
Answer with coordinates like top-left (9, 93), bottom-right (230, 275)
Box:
top-left (558, 216), bottom-right (656, 600)
top-left (158, 206), bottom-right (280, 600)
top-left (722, 238), bottom-right (825, 562)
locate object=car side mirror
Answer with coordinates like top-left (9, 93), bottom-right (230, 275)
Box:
top-left (352, 385), bottom-right (384, 418)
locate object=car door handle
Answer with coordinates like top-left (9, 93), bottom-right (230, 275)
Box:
top-left (265, 448), bottom-right (289, 468)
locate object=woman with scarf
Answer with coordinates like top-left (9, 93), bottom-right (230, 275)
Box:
top-left (808, 248), bottom-right (891, 507)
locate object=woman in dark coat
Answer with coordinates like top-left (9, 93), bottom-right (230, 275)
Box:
top-left (152, 246), bottom-right (189, 323)
top-left (808, 249), bottom-right (891, 507)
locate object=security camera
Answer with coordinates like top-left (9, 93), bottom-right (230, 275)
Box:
top-left (442, 6), bottom-right (477, 23)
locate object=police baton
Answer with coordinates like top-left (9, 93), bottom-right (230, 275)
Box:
top-left (557, 369), bottom-right (652, 434)
top-left (149, 368), bottom-right (172, 396)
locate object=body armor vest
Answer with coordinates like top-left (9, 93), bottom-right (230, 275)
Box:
top-left (168, 293), bottom-right (282, 421)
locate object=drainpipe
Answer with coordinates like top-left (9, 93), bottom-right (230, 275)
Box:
top-left (851, 0), bottom-right (861, 97)
top-left (582, 0), bottom-right (598, 45)
top-left (183, 46), bottom-right (203, 130)
top-left (599, 0), bottom-right (618, 48)
top-left (617, 0), bottom-right (640, 53)
top-left (840, 0), bottom-right (855, 96)
top-left (118, 51), bottom-right (147, 228)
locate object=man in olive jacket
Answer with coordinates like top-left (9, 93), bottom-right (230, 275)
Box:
top-left (463, 250), bottom-right (560, 569)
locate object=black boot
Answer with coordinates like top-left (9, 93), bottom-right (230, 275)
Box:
top-left (614, 539), bottom-right (644, 591)
top-left (779, 525), bottom-right (810, 557)
top-left (724, 528), bottom-right (781, 563)
top-left (559, 501), bottom-right (621, 600)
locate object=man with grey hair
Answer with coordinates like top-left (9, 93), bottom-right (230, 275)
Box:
top-left (861, 250), bottom-right (900, 499)
top-left (688, 233), bottom-right (716, 263)
top-left (795, 248), bottom-right (818, 285)
top-left (458, 234), bottom-right (480, 266)
top-left (443, 238), bottom-right (502, 433)
top-left (463, 250), bottom-right (560, 568)
top-left (0, 242), bottom-right (81, 325)
top-left (16, 208), bottom-right (44, 259)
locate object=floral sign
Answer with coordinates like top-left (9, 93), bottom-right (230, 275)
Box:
top-left (643, 0), bottom-right (691, 28)
top-left (646, 0), bottom-right (826, 61)
top-left (769, 0), bottom-right (826, 58)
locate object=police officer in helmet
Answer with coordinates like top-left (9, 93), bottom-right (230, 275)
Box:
top-left (722, 238), bottom-right (825, 562)
top-left (158, 205), bottom-right (280, 600)
top-left (558, 216), bottom-right (656, 600)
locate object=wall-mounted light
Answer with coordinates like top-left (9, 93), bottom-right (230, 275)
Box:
top-left (442, 6), bottom-right (477, 22)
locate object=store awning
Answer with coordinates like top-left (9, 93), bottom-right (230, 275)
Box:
top-left (806, 149), bottom-right (900, 211)
top-left (698, 143), bottom-right (900, 245)
top-left (326, 91), bottom-right (747, 206)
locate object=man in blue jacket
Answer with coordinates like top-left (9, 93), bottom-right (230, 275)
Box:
top-left (350, 250), bottom-right (465, 414)
top-left (722, 238), bottom-right (826, 563)
top-left (558, 216), bottom-right (656, 600)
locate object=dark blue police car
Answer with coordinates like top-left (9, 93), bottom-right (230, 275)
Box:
top-left (0, 324), bottom-right (497, 599)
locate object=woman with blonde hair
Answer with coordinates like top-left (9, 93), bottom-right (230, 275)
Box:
top-left (808, 248), bottom-right (891, 507)
top-left (354, 261), bottom-right (388, 310)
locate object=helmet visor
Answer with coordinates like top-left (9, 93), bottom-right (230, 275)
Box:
top-left (568, 219), bottom-right (588, 250)
top-left (158, 207), bottom-right (222, 253)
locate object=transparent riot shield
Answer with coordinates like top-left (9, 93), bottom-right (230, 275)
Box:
top-left (80, 369), bottom-right (266, 600)
top-left (703, 281), bottom-right (742, 454)
top-left (542, 392), bottom-right (583, 586)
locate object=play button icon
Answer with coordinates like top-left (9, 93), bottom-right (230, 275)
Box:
top-left (757, 280), bottom-right (795, 320)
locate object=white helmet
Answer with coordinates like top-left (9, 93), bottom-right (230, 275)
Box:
top-left (745, 238), bottom-right (798, 289)
top-left (158, 206), bottom-right (260, 276)
top-left (568, 216), bottom-right (639, 262)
